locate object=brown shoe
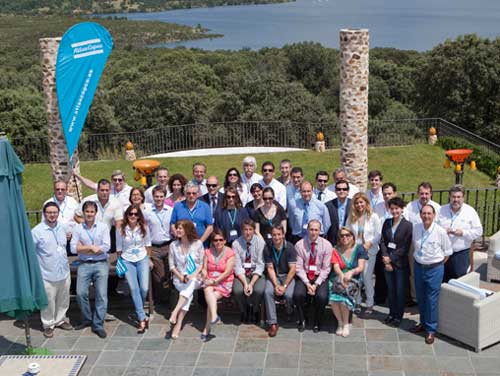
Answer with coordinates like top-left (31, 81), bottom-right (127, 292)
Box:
top-left (410, 324), bottom-right (425, 333)
top-left (425, 333), bottom-right (435, 345)
top-left (57, 322), bottom-right (73, 331)
top-left (268, 324), bottom-right (279, 337)
top-left (43, 327), bottom-right (54, 338)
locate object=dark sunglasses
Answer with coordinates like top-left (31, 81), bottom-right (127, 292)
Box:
top-left (226, 195), bottom-right (236, 199)
top-left (113, 178), bottom-right (123, 182)
top-left (263, 197), bottom-right (274, 201)
top-left (228, 173), bottom-right (238, 177)
top-left (213, 238), bottom-right (225, 242)
top-left (317, 179), bottom-right (328, 183)
top-left (336, 187), bottom-right (348, 191)
top-left (263, 169), bottom-right (274, 172)
top-left (207, 184), bottom-right (218, 188)
top-left (128, 212), bottom-right (139, 217)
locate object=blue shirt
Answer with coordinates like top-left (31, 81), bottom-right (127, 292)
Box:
top-left (289, 198), bottom-right (331, 237)
top-left (286, 185), bottom-right (302, 209)
top-left (171, 200), bottom-right (213, 238)
top-left (32, 221), bottom-right (70, 282)
top-left (337, 200), bottom-right (348, 228)
top-left (70, 222), bottom-right (110, 261)
top-left (145, 205), bottom-right (173, 243)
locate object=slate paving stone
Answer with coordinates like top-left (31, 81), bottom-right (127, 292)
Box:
top-left (299, 353), bottom-right (334, 369)
top-left (334, 328), bottom-right (366, 342)
top-left (263, 368), bottom-right (298, 376)
top-left (169, 338), bottom-right (203, 352)
top-left (365, 328), bottom-right (398, 342)
top-left (470, 356), bottom-right (500, 374)
top-left (301, 340), bottom-right (333, 355)
top-left (228, 368), bottom-right (264, 376)
top-left (435, 356), bottom-right (474, 373)
top-left (399, 341), bottom-right (434, 356)
top-left (129, 350), bottom-right (166, 367)
top-left (112, 324), bottom-right (145, 338)
top-left (164, 351), bottom-right (200, 366)
top-left (144, 324), bottom-right (168, 338)
top-left (202, 338), bottom-right (236, 352)
top-left (137, 337), bottom-right (171, 351)
top-left (43, 336), bottom-right (79, 351)
top-left (267, 338), bottom-right (300, 353)
top-left (73, 337), bottom-right (108, 351)
top-left (235, 339), bottom-right (268, 352)
top-left (367, 355), bottom-right (403, 371)
top-left (158, 366), bottom-right (194, 376)
top-left (88, 366), bottom-right (127, 376)
top-left (95, 350), bottom-right (133, 367)
top-left (197, 352), bottom-right (232, 368)
top-left (333, 355), bottom-right (368, 372)
top-left (401, 356), bottom-right (439, 372)
top-left (230, 352), bottom-right (266, 368)
top-left (433, 341), bottom-right (470, 357)
top-left (125, 367), bottom-right (159, 376)
top-left (298, 369), bottom-right (332, 376)
top-left (105, 337), bottom-right (141, 351)
top-left (366, 342), bottom-right (400, 355)
top-left (193, 367), bottom-right (229, 376)
top-left (336, 341), bottom-right (367, 355)
top-left (265, 353), bottom-right (300, 369)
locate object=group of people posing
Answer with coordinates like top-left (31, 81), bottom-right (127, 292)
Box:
top-left (31, 156), bottom-right (483, 345)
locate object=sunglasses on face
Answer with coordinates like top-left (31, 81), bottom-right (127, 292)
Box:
top-left (336, 187), bottom-right (348, 191)
top-left (128, 212), bottom-right (139, 217)
top-left (263, 169), bottom-right (274, 172)
top-left (263, 197), bottom-right (274, 201)
top-left (317, 179), bottom-right (328, 183)
top-left (213, 238), bottom-right (225, 242)
top-left (226, 195), bottom-right (236, 199)
top-left (186, 192), bottom-right (197, 196)
top-left (207, 184), bottom-right (218, 188)
top-left (113, 178), bottom-right (123, 182)
top-left (228, 173), bottom-right (238, 177)
top-left (55, 188), bottom-right (66, 191)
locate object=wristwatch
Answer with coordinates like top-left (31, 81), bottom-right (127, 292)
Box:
top-left (283, 283), bottom-right (288, 289)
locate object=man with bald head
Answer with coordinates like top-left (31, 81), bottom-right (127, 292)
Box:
top-left (199, 176), bottom-right (224, 219)
top-left (288, 181), bottom-right (331, 244)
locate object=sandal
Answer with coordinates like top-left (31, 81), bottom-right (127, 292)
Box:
top-left (335, 321), bottom-right (344, 336)
top-left (365, 306), bottom-right (374, 315)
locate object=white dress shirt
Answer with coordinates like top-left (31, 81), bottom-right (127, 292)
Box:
top-left (145, 204), bottom-right (173, 244)
top-left (413, 222), bottom-right (453, 264)
top-left (366, 189), bottom-right (384, 209)
top-left (42, 195), bottom-right (79, 232)
top-left (259, 178), bottom-right (287, 210)
top-left (78, 195), bottom-right (124, 229)
top-left (144, 184), bottom-right (171, 204)
top-left (374, 201), bottom-right (392, 223)
top-left (32, 222), bottom-right (70, 282)
top-left (313, 188), bottom-right (335, 203)
top-left (403, 199), bottom-right (441, 225)
top-left (437, 203), bottom-right (483, 253)
top-left (347, 213), bottom-right (381, 256)
top-left (116, 225), bottom-right (151, 263)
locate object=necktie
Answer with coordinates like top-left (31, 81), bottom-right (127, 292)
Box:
top-left (245, 242), bottom-right (252, 277)
top-left (211, 196), bottom-right (217, 215)
top-left (317, 191), bottom-right (323, 201)
top-left (308, 242), bottom-right (316, 281)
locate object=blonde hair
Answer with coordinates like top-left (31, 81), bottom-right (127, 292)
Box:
top-left (348, 192), bottom-right (373, 224)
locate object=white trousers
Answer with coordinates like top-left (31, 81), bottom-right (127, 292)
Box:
top-left (173, 278), bottom-right (202, 312)
top-left (41, 275), bottom-right (71, 329)
top-left (363, 253), bottom-right (377, 307)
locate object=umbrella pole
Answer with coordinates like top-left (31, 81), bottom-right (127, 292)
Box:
top-left (73, 174), bottom-right (81, 203)
top-left (24, 317), bottom-right (32, 351)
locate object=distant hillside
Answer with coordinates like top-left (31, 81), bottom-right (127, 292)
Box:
top-left (0, 0), bottom-right (293, 15)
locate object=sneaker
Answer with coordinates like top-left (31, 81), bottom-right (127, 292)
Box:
top-left (43, 327), bottom-right (54, 338)
top-left (57, 322), bottom-right (73, 331)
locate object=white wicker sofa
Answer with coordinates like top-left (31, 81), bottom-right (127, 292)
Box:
top-left (438, 272), bottom-right (500, 352)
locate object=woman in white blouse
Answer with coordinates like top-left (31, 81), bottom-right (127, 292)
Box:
top-left (167, 219), bottom-right (205, 339)
top-left (116, 204), bottom-right (152, 333)
top-left (346, 192), bottom-right (381, 314)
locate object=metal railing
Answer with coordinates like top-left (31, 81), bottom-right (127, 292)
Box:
top-left (12, 118), bottom-right (434, 163)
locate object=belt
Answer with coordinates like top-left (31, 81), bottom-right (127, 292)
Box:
top-left (152, 240), bottom-right (172, 247)
top-left (80, 259), bottom-right (107, 264)
top-left (416, 260), bottom-right (444, 269)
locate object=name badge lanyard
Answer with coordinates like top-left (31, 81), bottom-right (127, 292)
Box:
top-left (50, 225), bottom-right (64, 248)
top-left (390, 218), bottom-right (400, 242)
top-left (419, 223), bottom-right (435, 256)
top-left (449, 208), bottom-right (461, 229)
top-left (272, 244), bottom-right (284, 269)
top-left (54, 196), bottom-right (67, 217)
top-left (154, 208), bottom-right (168, 234)
top-left (228, 209), bottom-right (237, 230)
top-left (188, 201), bottom-right (198, 223)
top-left (369, 191), bottom-right (379, 208)
top-left (84, 224), bottom-right (96, 245)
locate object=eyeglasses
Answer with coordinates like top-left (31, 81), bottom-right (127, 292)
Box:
top-left (226, 195), bottom-right (236, 199)
top-left (113, 178), bottom-right (123, 182)
top-left (206, 184), bottom-right (218, 188)
top-left (263, 169), bottom-right (274, 172)
top-left (213, 238), bottom-right (225, 242)
top-left (317, 179), bottom-right (328, 183)
top-left (128, 212), bottom-right (139, 217)
top-left (228, 173), bottom-right (238, 177)
top-left (186, 192), bottom-right (197, 196)
top-left (55, 188), bottom-right (66, 191)
top-left (336, 187), bottom-right (348, 191)
top-left (263, 197), bottom-right (274, 201)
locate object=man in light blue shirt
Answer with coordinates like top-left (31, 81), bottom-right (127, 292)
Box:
top-left (286, 167), bottom-right (304, 210)
top-left (32, 202), bottom-right (73, 338)
top-left (70, 201), bottom-right (111, 338)
top-left (289, 181), bottom-right (331, 244)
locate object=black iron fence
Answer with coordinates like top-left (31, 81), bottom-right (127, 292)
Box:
top-left (26, 187), bottom-right (500, 236)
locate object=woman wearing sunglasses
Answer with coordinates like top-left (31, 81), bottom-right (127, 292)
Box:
top-left (201, 229), bottom-right (236, 341)
top-left (346, 192), bottom-right (381, 315)
top-left (214, 187), bottom-right (249, 245)
top-left (329, 227), bottom-right (367, 337)
top-left (116, 204), bottom-right (152, 334)
top-left (221, 167), bottom-right (249, 205)
top-left (254, 187), bottom-right (287, 243)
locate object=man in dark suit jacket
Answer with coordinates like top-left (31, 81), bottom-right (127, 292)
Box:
top-left (325, 180), bottom-right (351, 247)
top-left (198, 176), bottom-right (224, 218)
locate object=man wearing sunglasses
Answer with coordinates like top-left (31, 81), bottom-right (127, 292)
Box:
top-left (258, 161), bottom-right (287, 210)
top-left (327, 167), bottom-right (360, 200)
top-left (74, 169), bottom-right (132, 210)
top-left (199, 176), bottom-right (224, 219)
top-left (325, 179), bottom-right (351, 246)
top-left (313, 171), bottom-right (335, 203)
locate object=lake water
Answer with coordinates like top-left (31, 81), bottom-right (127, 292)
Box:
top-left (124, 0), bottom-right (500, 51)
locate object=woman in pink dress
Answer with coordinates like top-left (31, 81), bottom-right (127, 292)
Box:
top-left (201, 229), bottom-right (236, 341)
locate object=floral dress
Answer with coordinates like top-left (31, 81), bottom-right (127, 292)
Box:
top-left (328, 244), bottom-right (368, 310)
top-left (205, 247), bottom-right (236, 298)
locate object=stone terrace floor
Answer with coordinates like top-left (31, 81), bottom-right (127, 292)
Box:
top-left (1, 302), bottom-right (500, 376)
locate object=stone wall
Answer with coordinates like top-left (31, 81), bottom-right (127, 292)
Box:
top-left (40, 37), bottom-right (82, 201)
top-left (339, 29), bottom-right (369, 191)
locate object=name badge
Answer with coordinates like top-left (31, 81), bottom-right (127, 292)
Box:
top-left (212, 272), bottom-right (221, 277)
top-left (131, 248), bottom-right (141, 255)
top-left (243, 262), bottom-right (252, 269)
top-left (303, 224), bottom-right (308, 230)
top-left (267, 233), bottom-right (272, 239)
top-left (308, 265), bottom-right (318, 272)
top-left (388, 242), bottom-right (397, 249)
top-left (230, 229), bottom-right (238, 237)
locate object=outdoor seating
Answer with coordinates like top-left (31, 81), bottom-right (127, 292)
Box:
top-left (487, 231), bottom-right (500, 282)
top-left (438, 272), bottom-right (500, 352)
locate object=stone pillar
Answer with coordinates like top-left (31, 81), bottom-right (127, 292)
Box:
top-left (40, 37), bottom-right (82, 201)
top-left (339, 29), bottom-right (369, 191)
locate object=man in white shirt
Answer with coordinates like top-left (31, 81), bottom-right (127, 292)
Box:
top-left (191, 162), bottom-right (208, 196)
top-left (42, 180), bottom-right (79, 245)
top-left (74, 170), bottom-right (132, 210)
top-left (145, 186), bottom-right (173, 303)
top-left (313, 171), bottom-right (335, 203)
top-left (259, 161), bottom-right (287, 210)
top-left (327, 167), bottom-right (360, 199)
top-left (411, 204), bottom-right (452, 345)
top-left (403, 182), bottom-right (441, 304)
top-left (374, 182), bottom-right (397, 223)
top-left (438, 185), bottom-right (483, 282)
top-left (144, 167), bottom-right (170, 204)
top-left (241, 156), bottom-right (262, 194)
top-left (366, 170), bottom-right (384, 209)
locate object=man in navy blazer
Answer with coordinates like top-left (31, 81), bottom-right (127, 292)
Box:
top-left (198, 176), bottom-right (224, 218)
top-left (325, 179), bottom-right (351, 246)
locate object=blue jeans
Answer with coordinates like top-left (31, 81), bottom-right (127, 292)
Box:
top-left (124, 256), bottom-right (150, 321)
top-left (444, 248), bottom-right (469, 282)
top-left (414, 261), bottom-right (444, 334)
top-left (384, 266), bottom-right (408, 320)
top-left (76, 261), bottom-right (109, 331)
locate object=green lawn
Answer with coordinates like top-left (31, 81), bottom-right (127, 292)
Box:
top-left (23, 143), bottom-right (493, 212)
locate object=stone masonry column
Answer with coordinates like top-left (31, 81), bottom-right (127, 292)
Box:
top-left (339, 29), bottom-right (369, 191)
top-left (40, 37), bottom-right (82, 201)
